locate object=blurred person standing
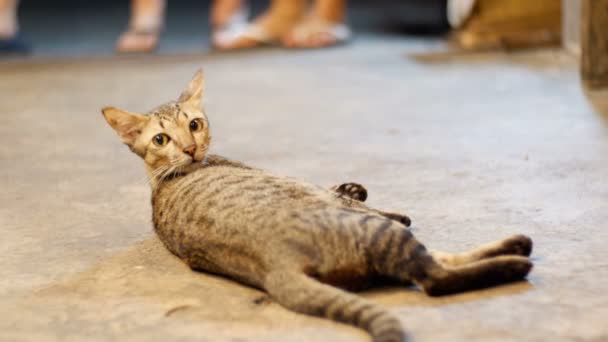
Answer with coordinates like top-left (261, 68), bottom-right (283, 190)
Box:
top-left (0, 0), bottom-right (28, 54)
top-left (116, 0), bottom-right (351, 52)
top-left (116, 0), bottom-right (248, 53)
top-left (214, 0), bottom-right (350, 50)
top-left (213, 0), bottom-right (476, 50)
top-left (115, 0), bottom-right (475, 53)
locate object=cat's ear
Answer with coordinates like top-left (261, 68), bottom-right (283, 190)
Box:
top-left (101, 107), bottom-right (149, 146)
top-left (177, 69), bottom-right (204, 108)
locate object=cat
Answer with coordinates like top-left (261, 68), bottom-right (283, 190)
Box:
top-left (101, 70), bottom-right (533, 342)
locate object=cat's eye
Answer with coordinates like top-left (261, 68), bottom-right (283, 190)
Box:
top-left (189, 118), bottom-right (205, 132)
top-left (153, 134), bottom-right (170, 147)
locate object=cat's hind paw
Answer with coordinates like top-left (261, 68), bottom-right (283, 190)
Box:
top-left (499, 234), bottom-right (533, 257)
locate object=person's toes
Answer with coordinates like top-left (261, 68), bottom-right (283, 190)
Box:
top-left (282, 20), bottom-right (345, 48)
top-left (232, 37), bottom-right (259, 49)
top-left (288, 30), bottom-right (311, 48)
top-left (216, 36), bottom-right (258, 50)
top-left (308, 34), bottom-right (321, 47)
top-left (280, 32), bottom-right (292, 47)
top-left (310, 32), bottom-right (335, 47)
top-left (316, 32), bottom-right (336, 47)
top-left (116, 32), bottom-right (158, 53)
top-left (281, 32), bottom-right (296, 48)
top-left (306, 33), bottom-right (334, 48)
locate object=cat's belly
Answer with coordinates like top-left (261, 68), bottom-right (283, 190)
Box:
top-left (152, 166), bottom-right (372, 287)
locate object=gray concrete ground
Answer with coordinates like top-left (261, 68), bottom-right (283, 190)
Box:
top-left (1, 37), bottom-right (608, 341)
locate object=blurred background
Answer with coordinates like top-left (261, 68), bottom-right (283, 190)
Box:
top-left (6, 0), bottom-right (455, 57)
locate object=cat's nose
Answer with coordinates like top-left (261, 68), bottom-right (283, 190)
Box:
top-left (182, 144), bottom-right (196, 157)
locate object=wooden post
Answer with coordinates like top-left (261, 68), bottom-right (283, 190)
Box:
top-left (581, 0), bottom-right (608, 88)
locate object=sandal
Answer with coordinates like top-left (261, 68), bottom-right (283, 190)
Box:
top-left (212, 4), bottom-right (259, 48)
top-left (212, 4), bottom-right (279, 51)
top-left (213, 4), bottom-right (303, 50)
top-left (282, 18), bottom-right (350, 49)
top-left (116, 28), bottom-right (161, 54)
top-left (213, 23), bottom-right (276, 50)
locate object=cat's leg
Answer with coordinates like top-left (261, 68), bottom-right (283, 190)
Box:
top-left (430, 234), bottom-right (532, 267)
top-left (361, 219), bottom-right (532, 295)
top-left (331, 183), bottom-right (412, 227)
top-left (417, 255), bottom-right (533, 296)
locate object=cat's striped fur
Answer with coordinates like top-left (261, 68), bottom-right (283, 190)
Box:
top-left (102, 70), bottom-right (533, 342)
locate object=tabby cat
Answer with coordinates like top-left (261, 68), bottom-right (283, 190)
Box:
top-left (102, 70), bottom-right (533, 342)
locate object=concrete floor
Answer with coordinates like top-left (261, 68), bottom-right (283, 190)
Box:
top-left (1, 38), bottom-right (608, 341)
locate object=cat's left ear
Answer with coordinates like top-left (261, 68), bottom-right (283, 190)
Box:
top-left (102, 107), bottom-right (149, 146)
top-left (178, 69), bottom-right (204, 108)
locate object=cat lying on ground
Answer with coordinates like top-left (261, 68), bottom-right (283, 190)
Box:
top-left (102, 70), bottom-right (533, 342)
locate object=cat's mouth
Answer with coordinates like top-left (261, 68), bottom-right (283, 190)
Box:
top-left (190, 157), bottom-right (203, 165)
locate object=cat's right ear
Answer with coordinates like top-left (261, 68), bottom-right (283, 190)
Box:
top-left (178, 69), bottom-right (204, 108)
top-left (101, 107), bottom-right (149, 146)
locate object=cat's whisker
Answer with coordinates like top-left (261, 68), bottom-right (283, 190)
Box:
top-left (146, 165), bottom-right (170, 186)
top-left (137, 168), bottom-right (160, 187)
top-left (161, 165), bottom-right (177, 180)
top-left (150, 167), bottom-right (167, 182)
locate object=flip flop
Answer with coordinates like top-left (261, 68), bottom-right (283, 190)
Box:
top-left (116, 28), bottom-right (161, 53)
top-left (212, 6), bottom-right (280, 51)
top-left (212, 4), bottom-right (256, 47)
top-left (214, 20), bottom-right (279, 50)
top-left (0, 33), bottom-right (30, 55)
top-left (283, 19), bottom-right (351, 49)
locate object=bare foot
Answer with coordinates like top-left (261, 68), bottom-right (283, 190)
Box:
top-left (116, 30), bottom-right (160, 53)
top-left (282, 16), bottom-right (351, 48)
top-left (282, 0), bottom-right (350, 49)
top-left (116, 0), bottom-right (165, 53)
top-left (214, 0), bottom-right (306, 50)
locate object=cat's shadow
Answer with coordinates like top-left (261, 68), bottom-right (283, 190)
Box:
top-left (5, 236), bottom-right (533, 341)
top-left (29, 235), bottom-right (534, 310)
top-left (6, 236), bottom-right (532, 341)
top-left (361, 279), bottom-right (533, 308)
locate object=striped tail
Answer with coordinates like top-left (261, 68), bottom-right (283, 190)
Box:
top-left (264, 271), bottom-right (405, 342)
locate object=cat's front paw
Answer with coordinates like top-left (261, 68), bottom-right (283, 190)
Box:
top-left (333, 182), bottom-right (368, 202)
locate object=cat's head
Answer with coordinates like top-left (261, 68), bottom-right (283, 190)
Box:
top-left (102, 69), bottom-right (210, 186)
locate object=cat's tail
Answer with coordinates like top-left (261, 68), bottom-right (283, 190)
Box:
top-left (264, 270), bottom-right (405, 342)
